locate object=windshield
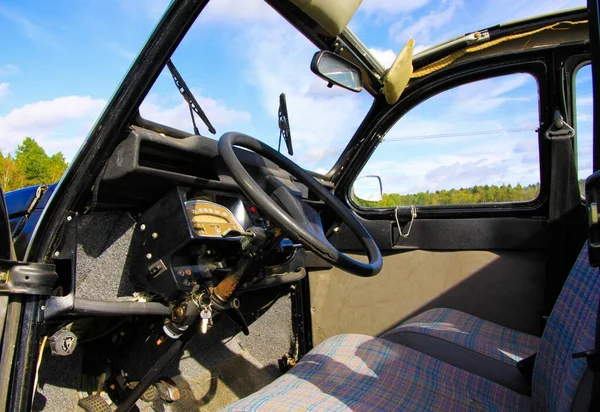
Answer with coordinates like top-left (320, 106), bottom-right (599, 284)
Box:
top-left (139, 0), bottom-right (374, 174)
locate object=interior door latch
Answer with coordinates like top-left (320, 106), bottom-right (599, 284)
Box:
top-left (544, 110), bottom-right (575, 140)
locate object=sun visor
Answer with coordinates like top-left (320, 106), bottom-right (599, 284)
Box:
top-left (383, 39), bottom-right (414, 105)
top-left (291, 0), bottom-right (362, 36)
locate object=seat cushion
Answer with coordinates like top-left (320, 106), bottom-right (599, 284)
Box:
top-left (380, 308), bottom-right (541, 394)
top-left (223, 334), bottom-right (531, 411)
top-left (532, 245), bottom-right (599, 411)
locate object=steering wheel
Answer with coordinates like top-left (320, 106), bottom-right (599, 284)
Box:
top-left (218, 132), bottom-right (383, 277)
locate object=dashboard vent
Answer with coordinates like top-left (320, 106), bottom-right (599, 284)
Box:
top-left (138, 140), bottom-right (219, 181)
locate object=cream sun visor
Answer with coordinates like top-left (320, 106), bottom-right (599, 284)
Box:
top-left (291, 0), bottom-right (362, 36)
top-left (383, 39), bottom-right (414, 105)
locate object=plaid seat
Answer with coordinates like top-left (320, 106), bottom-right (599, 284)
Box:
top-left (532, 246), bottom-right (599, 411)
top-left (224, 245), bottom-right (599, 411)
top-left (382, 308), bottom-right (541, 365)
top-left (223, 334), bottom-right (531, 411)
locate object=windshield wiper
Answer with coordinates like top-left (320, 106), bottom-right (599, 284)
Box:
top-left (278, 93), bottom-right (293, 156)
top-left (166, 60), bottom-right (216, 135)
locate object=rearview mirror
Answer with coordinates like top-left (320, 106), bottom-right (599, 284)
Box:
top-left (311, 51), bottom-right (362, 93)
top-left (352, 175), bottom-right (383, 204)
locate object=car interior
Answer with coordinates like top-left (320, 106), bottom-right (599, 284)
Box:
top-left (1, 1), bottom-right (600, 411)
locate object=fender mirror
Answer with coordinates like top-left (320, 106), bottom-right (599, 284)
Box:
top-left (352, 175), bottom-right (383, 204)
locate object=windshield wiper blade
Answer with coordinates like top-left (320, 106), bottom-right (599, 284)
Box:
top-left (166, 60), bottom-right (216, 135)
top-left (278, 93), bottom-right (293, 156)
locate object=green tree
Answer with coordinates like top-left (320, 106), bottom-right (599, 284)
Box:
top-left (15, 137), bottom-right (51, 185)
top-left (48, 152), bottom-right (68, 182)
top-left (354, 182), bottom-right (542, 208)
top-left (13, 137), bottom-right (68, 187)
top-left (0, 151), bottom-right (25, 191)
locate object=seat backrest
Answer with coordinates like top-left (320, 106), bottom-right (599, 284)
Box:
top-left (532, 245), bottom-right (599, 411)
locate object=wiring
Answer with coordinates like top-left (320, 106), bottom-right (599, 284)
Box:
top-left (31, 335), bottom-right (48, 405)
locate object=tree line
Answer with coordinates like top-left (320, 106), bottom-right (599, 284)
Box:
top-left (0, 137), bottom-right (69, 192)
top-left (1, 139), bottom-right (585, 204)
top-left (355, 183), bottom-right (543, 207)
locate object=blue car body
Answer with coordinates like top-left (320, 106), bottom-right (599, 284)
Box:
top-left (5, 184), bottom-right (56, 259)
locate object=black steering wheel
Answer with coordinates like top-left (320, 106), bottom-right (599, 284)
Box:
top-left (218, 132), bottom-right (383, 277)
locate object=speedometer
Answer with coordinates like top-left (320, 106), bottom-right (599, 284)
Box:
top-left (185, 200), bottom-right (245, 237)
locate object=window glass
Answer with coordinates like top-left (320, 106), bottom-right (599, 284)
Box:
top-left (574, 64), bottom-right (593, 193)
top-left (355, 73), bottom-right (541, 207)
top-left (137, 0), bottom-right (374, 173)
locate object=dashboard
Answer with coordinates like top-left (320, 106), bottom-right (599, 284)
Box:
top-left (97, 125), bottom-right (322, 210)
top-left (101, 125), bottom-right (315, 304)
top-left (127, 186), bottom-right (306, 303)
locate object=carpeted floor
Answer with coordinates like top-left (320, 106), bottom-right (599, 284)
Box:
top-left (34, 296), bottom-right (292, 412)
top-left (33, 212), bottom-right (293, 411)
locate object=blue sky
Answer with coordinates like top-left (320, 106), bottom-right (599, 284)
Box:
top-left (0, 0), bottom-right (591, 196)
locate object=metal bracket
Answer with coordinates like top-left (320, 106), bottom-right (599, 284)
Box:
top-left (395, 205), bottom-right (417, 238)
top-left (545, 110), bottom-right (575, 140)
top-left (0, 260), bottom-right (57, 295)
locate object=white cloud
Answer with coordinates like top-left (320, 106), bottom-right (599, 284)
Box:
top-left (389, 0), bottom-right (463, 44)
top-left (131, 0), bottom-right (278, 23)
top-left (362, 72), bottom-right (541, 194)
top-left (140, 91), bottom-right (251, 134)
top-left (413, 44), bottom-right (432, 55)
top-left (364, 136), bottom-right (540, 195)
top-left (382, 0), bottom-right (584, 48)
top-left (120, 0), bottom-right (169, 20)
top-left (203, 0), bottom-right (278, 22)
top-left (369, 45), bottom-right (432, 69)
top-left (105, 42), bottom-right (135, 61)
top-left (0, 64), bottom-right (19, 76)
top-left (0, 96), bottom-right (106, 159)
top-left (369, 48), bottom-right (396, 69)
top-left (0, 5), bottom-right (63, 50)
top-left (444, 73), bottom-right (535, 116)
top-left (479, 0), bottom-right (584, 29)
top-left (244, 24), bottom-right (373, 170)
top-left (577, 95), bottom-right (593, 107)
top-left (0, 83), bottom-right (10, 99)
top-left (489, 74), bottom-right (530, 97)
top-left (359, 0), bottom-right (431, 15)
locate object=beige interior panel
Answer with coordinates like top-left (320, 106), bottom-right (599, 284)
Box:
top-left (309, 250), bottom-right (545, 345)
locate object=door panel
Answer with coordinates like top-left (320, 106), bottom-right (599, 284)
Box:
top-left (328, 217), bottom-right (548, 250)
top-left (309, 45), bottom-right (589, 345)
top-left (310, 249), bottom-right (545, 345)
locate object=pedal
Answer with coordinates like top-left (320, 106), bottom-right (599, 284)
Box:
top-left (78, 395), bottom-right (112, 412)
top-left (155, 378), bottom-right (180, 402)
top-left (140, 384), bottom-right (159, 402)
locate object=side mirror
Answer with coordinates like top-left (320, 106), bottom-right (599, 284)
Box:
top-left (311, 51), bottom-right (363, 93)
top-left (352, 175), bottom-right (383, 204)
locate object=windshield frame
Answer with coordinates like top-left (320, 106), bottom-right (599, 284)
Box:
top-left (135, 0), bottom-right (381, 177)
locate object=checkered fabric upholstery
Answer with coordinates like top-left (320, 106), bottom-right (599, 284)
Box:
top-left (223, 245), bottom-right (598, 411)
top-left (532, 246), bottom-right (599, 411)
top-left (223, 334), bottom-right (531, 411)
top-left (382, 308), bottom-right (541, 365)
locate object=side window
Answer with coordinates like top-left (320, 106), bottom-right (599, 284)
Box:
top-left (574, 64), bottom-right (593, 193)
top-left (354, 73), bottom-right (541, 208)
